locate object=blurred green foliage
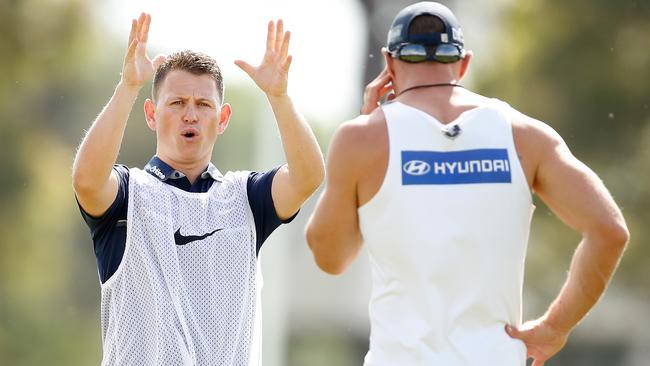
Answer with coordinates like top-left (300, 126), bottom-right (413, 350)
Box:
top-left (475, 0), bottom-right (650, 299)
top-left (0, 0), bottom-right (648, 365)
top-left (0, 1), bottom-right (100, 364)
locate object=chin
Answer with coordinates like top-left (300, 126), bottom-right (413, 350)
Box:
top-left (173, 148), bottom-right (202, 163)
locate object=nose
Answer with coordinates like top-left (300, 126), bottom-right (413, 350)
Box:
top-left (183, 104), bottom-right (199, 124)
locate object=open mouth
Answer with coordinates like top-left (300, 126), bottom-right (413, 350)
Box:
top-left (180, 128), bottom-right (200, 140)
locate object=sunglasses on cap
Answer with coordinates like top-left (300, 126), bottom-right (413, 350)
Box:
top-left (389, 43), bottom-right (466, 64)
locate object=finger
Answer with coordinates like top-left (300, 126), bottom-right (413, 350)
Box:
top-left (366, 70), bottom-right (390, 90)
top-left (266, 21), bottom-right (275, 52)
top-left (371, 76), bottom-right (391, 91)
top-left (386, 92), bottom-right (396, 101)
top-left (371, 69), bottom-right (391, 85)
top-left (234, 60), bottom-right (255, 78)
top-left (135, 15), bottom-right (150, 58)
top-left (531, 359), bottom-right (545, 366)
top-left (125, 38), bottom-right (138, 62)
top-left (378, 83), bottom-right (394, 98)
top-left (275, 19), bottom-right (283, 52)
top-left (282, 55), bottom-right (292, 73)
top-left (363, 89), bottom-right (380, 107)
top-left (505, 325), bottom-right (520, 339)
top-left (136, 13), bottom-right (145, 39)
top-left (280, 31), bottom-right (290, 59)
top-left (153, 54), bottom-right (167, 71)
top-left (371, 67), bottom-right (389, 82)
top-left (136, 38), bottom-right (148, 58)
top-left (140, 13), bottom-right (151, 43)
top-left (128, 19), bottom-right (137, 47)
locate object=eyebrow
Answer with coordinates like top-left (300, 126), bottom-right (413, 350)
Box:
top-left (167, 96), bottom-right (216, 103)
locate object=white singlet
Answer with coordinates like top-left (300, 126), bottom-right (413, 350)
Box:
top-left (358, 100), bottom-right (534, 366)
top-left (100, 168), bottom-right (262, 366)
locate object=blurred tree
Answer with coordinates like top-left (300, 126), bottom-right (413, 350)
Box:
top-left (474, 0), bottom-right (650, 294)
top-left (0, 0), bottom-right (103, 364)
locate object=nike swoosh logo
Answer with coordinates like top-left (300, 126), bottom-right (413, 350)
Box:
top-left (174, 228), bottom-right (224, 246)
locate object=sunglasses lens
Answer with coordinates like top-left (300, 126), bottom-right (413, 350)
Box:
top-left (434, 44), bottom-right (462, 63)
top-left (398, 44), bottom-right (427, 63)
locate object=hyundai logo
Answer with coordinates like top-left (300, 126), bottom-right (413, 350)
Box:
top-left (403, 160), bottom-right (431, 176)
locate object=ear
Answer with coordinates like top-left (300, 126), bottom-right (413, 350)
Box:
top-left (217, 103), bottom-right (232, 135)
top-left (144, 99), bottom-right (157, 131)
top-left (458, 50), bottom-right (473, 81)
top-left (382, 47), bottom-right (396, 80)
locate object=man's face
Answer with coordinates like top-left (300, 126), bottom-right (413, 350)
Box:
top-left (145, 70), bottom-right (231, 166)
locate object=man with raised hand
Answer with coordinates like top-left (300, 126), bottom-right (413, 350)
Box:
top-left (305, 2), bottom-right (628, 365)
top-left (73, 13), bottom-right (323, 365)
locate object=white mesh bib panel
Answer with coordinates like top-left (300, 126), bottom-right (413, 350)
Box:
top-left (100, 168), bottom-right (262, 366)
top-left (359, 100), bottom-right (534, 366)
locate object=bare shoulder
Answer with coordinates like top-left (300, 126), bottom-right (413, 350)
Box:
top-left (505, 107), bottom-right (570, 188)
top-left (327, 108), bottom-right (388, 204)
top-left (333, 108), bottom-right (386, 146)
top-left (329, 108), bottom-right (387, 165)
top-left (510, 108), bottom-right (565, 149)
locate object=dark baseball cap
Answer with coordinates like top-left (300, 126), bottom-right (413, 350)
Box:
top-left (387, 1), bottom-right (464, 52)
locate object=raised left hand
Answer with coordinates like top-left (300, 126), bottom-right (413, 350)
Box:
top-left (235, 20), bottom-right (292, 97)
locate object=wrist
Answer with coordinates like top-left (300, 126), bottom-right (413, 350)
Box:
top-left (266, 92), bottom-right (291, 105)
top-left (116, 81), bottom-right (143, 97)
top-left (542, 311), bottom-right (573, 336)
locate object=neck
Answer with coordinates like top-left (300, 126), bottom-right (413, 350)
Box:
top-left (396, 76), bottom-right (460, 94)
top-left (398, 82), bottom-right (463, 96)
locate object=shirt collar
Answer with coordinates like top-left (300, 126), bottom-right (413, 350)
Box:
top-left (144, 156), bottom-right (223, 182)
top-left (201, 162), bottom-right (223, 181)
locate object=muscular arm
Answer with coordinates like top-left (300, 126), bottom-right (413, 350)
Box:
top-left (305, 67), bottom-right (392, 274)
top-left (305, 119), bottom-right (369, 274)
top-left (235, 20), bottom-right (324, 220)
top-left (534, 131), bottom-right (629, 334)
top-left (507, 116), bottom-right (629, 366)
top-left (72, 14), bottom-right (161, 217)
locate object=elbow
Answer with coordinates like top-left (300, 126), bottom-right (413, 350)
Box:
top-left (315, 259), bottom-right (347, 276)
top-left (305, 225), bottom-right (349, 276)
top-left (71, 164), bottom-right (103, 197)
top-left (311, 249), bottom-right (349, 275)
top-left (71, 166), bottom-right (90, 194)
top-left (608, 222), bottom-right (630, 250)
top-left (590, 219), bottom-right (630, 253)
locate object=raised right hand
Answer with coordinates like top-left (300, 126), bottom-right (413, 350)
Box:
top-left (121, 13), bottom-right (165, 89)
top-left (360, 66), bottom-right (394, 115)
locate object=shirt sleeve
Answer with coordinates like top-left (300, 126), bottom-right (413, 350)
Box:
top-left (247, 165), bottom-right (299, 255)
top-left (76, 164), bottom-right (129, 283)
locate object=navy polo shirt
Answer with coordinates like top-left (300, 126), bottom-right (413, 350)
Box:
top-left (79, 156), bottom-right (296, 283)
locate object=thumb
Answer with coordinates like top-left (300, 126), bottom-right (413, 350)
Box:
top-left (505, 324), bottom-right (522, 339)
top-left (234, 60), bottom-right (255, 78)
top-left (152, 54), bottom-right (167, 71)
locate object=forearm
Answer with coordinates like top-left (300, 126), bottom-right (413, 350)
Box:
top-left (306, 214), bottom-right (362, 275)
top-left (267, 94), bottom-right (324, 193)
top-left (73, 82), bottom-right (140, 191)
top-left (544, 230), bottom-right (627, 333)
